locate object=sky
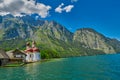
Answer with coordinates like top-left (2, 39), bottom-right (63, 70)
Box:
top-left (0, 0), bottom-right (120, 40)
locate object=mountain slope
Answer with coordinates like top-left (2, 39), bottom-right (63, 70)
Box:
top-left (0, 15), bottom-right (120, 58)
top-left (73, 28), bottom-right (116, 53)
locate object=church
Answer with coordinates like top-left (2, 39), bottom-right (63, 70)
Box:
top-left (25, 41), bottom-right (41, 62)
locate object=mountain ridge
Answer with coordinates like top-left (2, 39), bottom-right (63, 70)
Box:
top-left (0, 14), bottom-right (120, 58)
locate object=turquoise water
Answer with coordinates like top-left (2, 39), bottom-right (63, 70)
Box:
top-left (0, 54), bottom-right (120, 80)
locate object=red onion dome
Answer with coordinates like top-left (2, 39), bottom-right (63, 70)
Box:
top-left (33, 47), bottom-right (40, 52)
top-left (26, 48), bottom-right (33, 53)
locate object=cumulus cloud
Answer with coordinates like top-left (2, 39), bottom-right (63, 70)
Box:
top-left (55, 3), bottom-right (64, 13)
top-left (0, 0), bottom-right (51, 18)
top-left (63, 5), bottom-right (74, 12)
top-left (55, 3), bottom-right (74, 13)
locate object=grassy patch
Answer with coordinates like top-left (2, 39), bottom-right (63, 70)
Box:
top-left (4, 63), bottom-right (25, 67)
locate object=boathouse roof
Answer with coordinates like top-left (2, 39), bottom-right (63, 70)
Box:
top-left (0, 49), bottom-right (9, 59)
top-left (6, 49), bottom-right (26, 59)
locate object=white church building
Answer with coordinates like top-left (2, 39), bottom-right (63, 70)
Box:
top-left (25, 41), bottom-right (41, 62)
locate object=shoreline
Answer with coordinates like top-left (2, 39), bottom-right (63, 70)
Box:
top-left (1, 53), bottom-right (120, 67)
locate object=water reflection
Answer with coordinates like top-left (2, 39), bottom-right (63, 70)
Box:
top-left (23, 62), bottom-right (41, 80)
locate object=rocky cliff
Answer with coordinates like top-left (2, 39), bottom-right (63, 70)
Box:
top-left (0, 15), bottom-right (120, 58)
top-left (73, 28), bottom-right (116, 53)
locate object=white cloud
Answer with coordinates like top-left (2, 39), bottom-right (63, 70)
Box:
top-left (0, 11), bottom-right (10, 16)
top-left (0, 0), bottom-right (52, 18)
top-left (71, 0), bottom-right (78, 3)
top-left (55, 3), bottom-right (64, 13)
top-left (63, 5), bottom-right (74, 12)
top-left (55, 3), bottom-right (74, 13)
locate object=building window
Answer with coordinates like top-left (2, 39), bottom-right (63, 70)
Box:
top-left (16, 55), bottom-right (21, 58)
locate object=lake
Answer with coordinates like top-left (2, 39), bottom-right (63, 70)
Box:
top-left (0, 54), bottom-right (120, 80)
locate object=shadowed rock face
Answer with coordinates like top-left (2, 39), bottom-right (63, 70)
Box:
top-left (0, 15), bottom-right (73, 42)
top-left (37, 21), bottom-right (73, 42)
top-left (0, 15), bottom-right (120, 56)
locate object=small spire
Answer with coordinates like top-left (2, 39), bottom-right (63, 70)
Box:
top-left (32, 41), bottom-right (36, 48)
top-left (26, 42), bottom-right (30, 46)
top-left (26, 42), bottom-right (31, 50)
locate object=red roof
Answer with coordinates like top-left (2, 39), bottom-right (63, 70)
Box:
top-left (33, 47), bottom-right (40, 52)
top-left (25, 48), bottom-right (40, 53)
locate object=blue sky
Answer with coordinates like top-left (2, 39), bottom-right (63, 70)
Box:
top-left (0, 0), bottom-right (120, 40)
top-left (37, 0), bottom-right (120, 40)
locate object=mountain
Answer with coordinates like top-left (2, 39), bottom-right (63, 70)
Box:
top-left (73, 28), bottom-right (116, 53)
top-left (0, 15), bottom-right (120, 58)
